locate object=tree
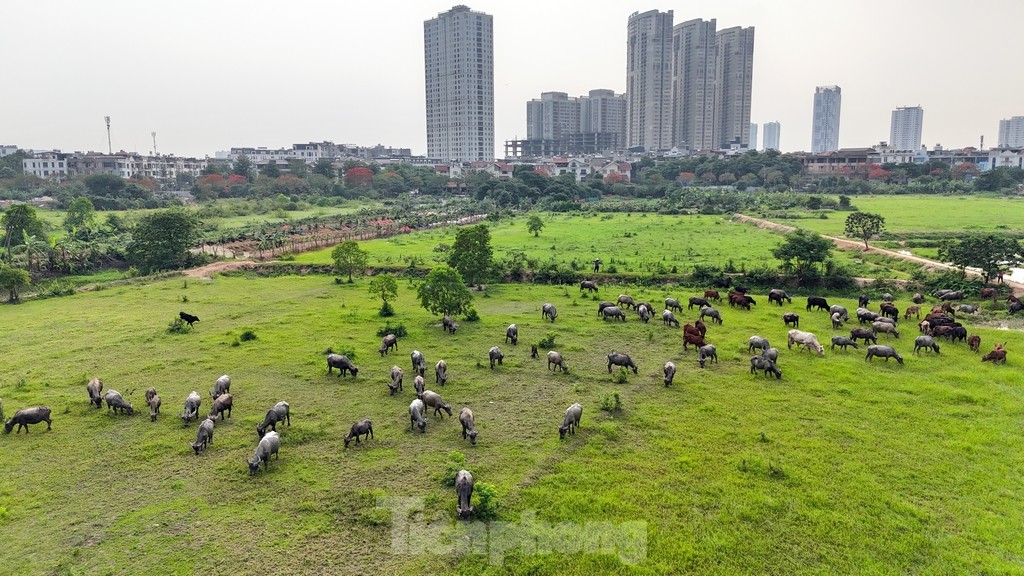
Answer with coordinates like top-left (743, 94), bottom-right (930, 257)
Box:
top-left (345, 167), bottom-right (374, 188)
top-left (331, 240), bottom-right (368, 282)
top-left (417, 265), bottom-right (473, 317)
top-left (526, 214), bottom-right (544, 237)
top-left (126, 209), bottom-right (201, 273)
top-left (771, 229), bottom-right (833, 281)
top-left (232, 154), bottom-right (253, 179)
top-left (844, 212), bottom-right (885, 249)
top-left (2, 204), bottom-right (45, 260)
top-left (312, 159), bottom-right (336, 180)
top-left (0, 265), bottom-right (30, 303)
top-left (63, 197), bottom-right (96, 232)
top-left (83, 173), bottom-right (126, 197)
top-left (261, 161), bottom-right (281, 179)
top-left (938, 235), bottom-right (1022, 281)
top-left (368, 273), bottom-right (398, 315)
top-left (448, 224), bottom-right (492, 285)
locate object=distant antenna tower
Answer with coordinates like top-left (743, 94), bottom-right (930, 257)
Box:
top-left (104, 116), bottom-right (112, 154)
top-left (980, 135), bottom-right (984, 150)
top-left (152, 132), bottom-right (157, 156)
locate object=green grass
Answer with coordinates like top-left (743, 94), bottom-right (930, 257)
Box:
top-left (2, 273), bottom-right (1023, 574)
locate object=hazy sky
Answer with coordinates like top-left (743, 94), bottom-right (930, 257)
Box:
top-left (4, 0), bottom-right (1022, 158)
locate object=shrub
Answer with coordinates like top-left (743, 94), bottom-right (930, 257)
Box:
top-left (612, 369), bottom-right (629, 385)
top-left (464, 308), bottom-right (480, 321)
top-left (537, 332), bottom-right (557, 349)
top-left (600, 392), bottom-right (622, 412)
top-left (691, 264), bottom-right (724, 286)
top-left (239, 329), bottom-right (258, 342)
top-left (472, 482), bottom-right (501, 520)
top-left (440, 451), bottom-right (466, 487)
top-left (166, 318), bottom-right (191, 334)
top-left (379, 301), bottom-right (395, 317)
top-left (375, 323), bottom-right (408, 338)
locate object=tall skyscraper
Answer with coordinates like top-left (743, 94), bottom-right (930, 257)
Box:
top-left (526, 92), bottom-right (580, 141)
top-left (811, 85), bottom-right (842, 153)
top-left (763, 121), bottom-right (781, 150)
top-left (626, 9), bottom-right (674, 151)
top-left (714, 26), bottom-right (755, 148)
top-left (748, 123), bottom-right (758, 150)
top-left (890, 106), bottom-right (924, 150)
top-left (580, 89), bottom-right (627, 146)
top-left (671, 18), bottom-right (716, 151)
top-left (423, 5), bottom-right (494, 161)
top-left (998, 116), bottom-right (1024, 147)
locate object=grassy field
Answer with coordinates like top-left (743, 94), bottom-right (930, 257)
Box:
top-left (766, 194), bottom-right (1024, 236)
top-left (2, 272), bottom-right (1023, 575)
top-left (293, 213), bottom-right (881, 277)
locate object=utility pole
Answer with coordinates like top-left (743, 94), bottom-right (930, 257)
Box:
top-left (152, 132), bottom-right (157, 156)
top-left (104, 116), bottom-right (112, 154)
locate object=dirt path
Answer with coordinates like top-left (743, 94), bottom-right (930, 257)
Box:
top-left (183, 260), bottom-right (263, 279)
top-left (733, 213), bottom-right (1024, 296)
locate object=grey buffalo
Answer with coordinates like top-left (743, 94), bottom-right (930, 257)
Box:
top-left (699, 306), bottom-right (723, 324)
top-left (247, 430), bottom-right (281, 475)
top-left (344, 419), bottom-right (374, 448)
top-left (87, 377), bottom-right (103, 409)
top-left (617, 294), bottom-right (636, 310)
top-left (380, 334), bottom-right (398, 356)
top-left (505, 324), bottom-right (519, 345)
top-left (146, 388), bottom-right (161, 422)
top-left (459, 407), bottom-right (478, 445)
top-left (257, 401), bottom-right (290, 437)
top-left (409, 398), bottom-right (427, 433)
top-left (456, 469), bottom-right (475, 518)
top-left (783, 313), bottom-right (800, 328)
top-left (663, 361), bottom-right (676, 386)
top-left (421, 390), bottom-right (453, 418)
top-left (601, 306), bottom-right (627, 321)
top-left (872, 321), bottom-right (900, 339)
top-left (580, 280), bottom-right (598, 292)
top-left (914, 335), bottom-right (940, 354)
top-left (435, 360), bottom-right (448, 386)
top-left (105, 390), bottom-right (134, 416)
top-left (181, 391), bottom-right (201, 424)
top-left (4, 406), bottom-right (52, 434)
top-left (750, 356), bottom-right (782, 379)
top-left (488, 346), bottom-right (504, 369)
top-left (748, 336), bottom-right (770, 354)
top-left (208, 393), bottom-right (233, 421)
top-left (699, 345), bottom-right (719, 368)
top-left (607, 352), bottom-right (638, 374)
top-left (210, 375), bottom-right (231, 400)
top-left (830, 336), bottom-right (859, 351)
top-left (559, 403), bottom-right (583, 439)
top-left (191, 418), bottom-right (215, 454)
top-left (327, 353), bottom-right (359, 377)
top-left (389, 366), bottom-right (404, 395)
top-left (411, 350), bottom-right (427, 376)
top-left (542, 303), bottom-right (558, 322)
top-left (865, 345), bottom-right (904, 365)
top-left (665, 297), bottom-right (683, 312)
top-left (547, 351), bottom-right (567, 372)
top-left (662, 310), bottom-right (680, 327)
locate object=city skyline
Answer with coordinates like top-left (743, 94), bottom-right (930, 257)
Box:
top-left (3, 0), bottom-right (1022, 158)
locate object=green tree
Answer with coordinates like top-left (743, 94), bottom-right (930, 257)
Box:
top-left (417, 265), bottom-right (473, 316)
top-left (63, 196), bottom-right (96, 232)
top-left (844, 212), bottom-right (885, 249)
top-left (126, 209), bottom-right (201, 273)
top-left (369, 273), bottom-right (398, 315)
top-left (84, 173), bottom-right (126, 197)
top-left (2, 204), bottom-right (46, 260)
top-left (771, 229), bottom-right (833, 281)
top-left (0, 264), bottom-right (30, 303)
top-left (938, 235), bottom-right (1022, 281)
top-left (261, 161), bottom-right (281, 179)
top-left (312, 159), bottom-right (336, 179)
top-left (448, 224), bottom-right (492, 285)
top-left (331, 240), bottom-right (368, 282)
top-left (526, 214), bottom-right (544, 237)
top-left (232, 155), bottom-right (253, 180)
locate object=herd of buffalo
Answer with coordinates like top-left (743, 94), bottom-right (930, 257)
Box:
top-left (3, 282), bottom-right (1014, 518)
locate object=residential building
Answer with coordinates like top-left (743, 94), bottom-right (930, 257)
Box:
top-left (626, 9), bottom-right (674, 151)
top-left (998, 116), bottom-right (1024, 147)
top-left (1, 145), bottom-right (18, 157)
top-left (748, 123), bottom-right (758, 150)
top-left (890, 106), bottom-right (924, 150)
top-left (811, 85), bottom-right (842, 153)
top-left (763, 121), bottom-right (781, 150)
top-left (714, 26), bottom-right (755, 149)
top-left (526, 92), bottom-right (580, 141)
top-left (21, 152), bottom-right (69, 179)
top-left (64, 152), bottom-right (207, 181)
top-left (580, 89), bottom-right (627, 147)
top-left (671, 18), bottom-right (717, 151)
top-left (518, 88), bottom-right (626, 158)
top-left (423, 5), bottom-right (494, 162)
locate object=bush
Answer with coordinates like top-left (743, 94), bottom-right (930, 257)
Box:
top-left (440, 451), bottom-right (466, 487)
top-left (375, 323), bottom-right (408, 338)
top-left (464, 308), bottom-right (480, 321)
top-left (600, 392), bottom-right (622, 412)
top-left (379, 301), bottom-right (395, 317)
top-left (612, 369), bottom-right (629, 385)
top-left (691, 264), bottom-right (724, 286)
top-left (325, 346), bottom-right (357, 360)
top-left (166, 318), bottom-right (191, 334)
top-left (472, 481), bottom-right (501, 520)
top-left (239, 329), bottom-right (258, 342)
top-left (537, 332), bottom-right (557, 349)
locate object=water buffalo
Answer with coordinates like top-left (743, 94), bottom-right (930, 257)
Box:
top-left (866, 345), bottom-right (903, 365)
top-left (699, 345), bottom-right (718, 368)
top-left (858, 294), bottom-right (870, 308)
top-left (601, 306), bottom-right (627, 321)
top-left (411, 350), bottom-right (427, 376)
top-left (782, 313), bottom-right (800, 328)
top-left (547, 351), bottom-right (567, 372)
top-left (208, 393), bottom-right (233, 421)
top-left (86, 377), bottom-right (104, 408)
top-left (580, 280), bottom-right (598, 292)
top-left (880, 303), bottom-right (899, 320)
top-left (857, 308), bottom-right (880, 324)
top-left (442, 316), bottom-right (458, 334)
top-left (542, 303), bottom-right (558, 322)
top-left (343, 419), bottom-right (374, 448)
top-left (327, 353), bottom-right (359, 377)
top-left (637, 304), bottom-right (652, 323)
top-left (662, 310), bottom-right (680, 328)
top-left (179, 311), bottom-right (200, 327)
top-left (105, 390), bottom-right (134, 415)
top-left (380, 334), bottom-right (398, 356)
top-left (750, 356), bottom-right (782, 379)
top-left (488, 346), bottom-right (504, 369)
top-left (409, 398), bottom-right (427, 433)
top-left (912, 293), bottom-right (923, 304)
top-left (748, 336), bottom-right (770, 354)
top-left (761, 347), bottom-right (779, 363)
top-left (767, 289), bottom-right (791, 305)
top-left (211, 375), bottom-right (231, 400)
top-left (247, 430), bottom-right (281, 475)
top-left (4, 406), bottom-right (52, 434)
top-left (663, 361), bottom-right (676, 386)
top-left (831, 312), bottom-right (844, 329)
top-left (665, 297), bottom-right (683, 312)
top-left (607, 352), bottom-right (638, 374)
top-left (1010, 301), bottom-right (1024, 315)
top-left (559, 403), bottom-right (583, 439)
top-left (830, 336), bottom-right (859, 351)
top-left (256, 401), bottom-right (290, 437)
top-left (957, 304), bottom-right (979, 314)
top-left (940, 291), bottom-right (964, 302)
top-left (389, 366), bottom-right (404, 395)
top-left (181, 391), bottom-right (201, 425)
top-left (146, 390), bottom-right (161, 422)
top-left (688, 296), bottom-right (710, 310)
top-left (982, 348), bottom-right (1008, 364)
top-left (806, 297), bottom-right (830, 312)
top-left (695, 320), bottom-right (707, 337)
top-left (191, 418), bottom-right (215, 454)
top-left (699, 306), bottom-right (723, 324)
top-left (459, 407), bottom-right (478, 445)
top-left (617, 294), bottom-right (637, 310)
top-left (850, 327), bottom-right (877, 345)
top-left (421, 390), bottom-right (453, 418)
top-left (913, 335), bottom-right (940, 354)
top-left (413, 375), bottom-right (426, 396)
top-left (597, 301), bottom-right (615, 316)
top-left (435, 360), bottom-right (448, 386)
top-left (683, 331), bottom-right (706, 351)
top-left (872, 321), bottom-right (900, 339)
top-left (830, 305), bottom-right (849, 321)
top-left (787, 329), bottom-right (824, 356)
top-left (456, 470), bottom-right (475, 518)
top-left (968, 334), bottom-right (981, 353)
top-left (904, 305), bottom-right (921, 320)
top-left (980, 287), bottom-right (997, 301)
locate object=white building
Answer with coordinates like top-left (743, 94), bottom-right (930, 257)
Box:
top-left (626, 9), bottom-right (674, 151)
top-left (763, 121), bottom-right (781, 150)
top-left (990, 147), bottom-right (1024, 169)
top-left (748, 123), bottom-right (758, 150)
top-left (22, 152), bottom-right (68, 179)
top-left (671, 18), bottom-right (717, 151)
top-left (998, 116), bottom-right (1024, 147)
top-left (526, 92), bottom-right (580, 141)
top-left (714, 26), bottom-right (755, 149)
top-left (0, 145), bottom-right (18, 157)
top-left (811, 85), bottom-right (842, 153)
top-left (424, 5), bottom-right (494, 162)
top-left (890, 106), bottom-right (924, 150)
top-left (579, 89), bottom-right (626, 147)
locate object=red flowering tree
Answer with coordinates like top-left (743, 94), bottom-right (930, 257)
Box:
top-left (227, 174), bottom-right (248, 186)
top-left (867, 166), bottom-right (892, 181)
top-left (604, 172), bottom-right (628, 185)
top-left (345, 167), bottom-right (374, 188)
top-left (951, 162), bottom-right (980, 181)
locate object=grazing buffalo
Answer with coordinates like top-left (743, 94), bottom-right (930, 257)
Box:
top-left (459, 407), bottom-right (478, 445)
top-left (783, 313), bottom-right (800, 328)
top-left (683, 331), bottom-right (706, 351)
top-left (695, 320), bottom-right (707, 337)
top-left (830, 336), bottom-right (859, 351)
top-left (105, 390), bottom-right (134, 415)
top-left (146, 389), bottom-right (161, 422)
top-left (957, 304), bottom-right (979, 314)
top-left (597, 301), bottom-right (615, 316)
top-left (914, 335), bottom-right (940, 354)
top-left (704, 290), bottom-right (722, 301)
top-left (191, 418), bottom-right (215, 454)
top-left (662, 309), bottom-right (680, 328)
top-left (872, 321), bottom-right (900, 339)
top-left (857, 308), bottom-right (880, 324)
top-left (767, 289), bottom-right (791, 305)
top-left (208, 393), bottom-right (233, 421)
top-left (637, 304), bottom-right (652, 323)
top-left (559, 403), bottom-right (583, 439)
top-left (688, 296), bottom-right (710, 310)
top-left (542, 303), bottom-right (558, 322)
top-left (881, 293), bottom-right (894, 303)
top-left (858, 294), bottom-right (870, 308)
top-left (968, 334), bottom-right (981, 353)
top-left (980, 287), bottom-right (997, 301)
top-left (761, 347), bottom-right (779, 363)
top-left (257, 401), bottom-right (290, 437)
top-left (181, 391), bottom-right (201, 424)
top-left (389, 366), bottom-right (404, 395)
top-left (456, 470), bottom-right (475, 518)
top-left (413, 375), bottom-right (426, 396)
top-left (601, 306), bottom-right (627, 321)
top-left (1010, 301), bottom-right (1024, 315)
top-left (866, 345), bottom-right (904, 365)
top-left (547, 351), bottom-right (567, 373)
top-left (940, 291), bottom-right (964, 301)
top-left (488, 346), bottom-right (504, 369)
top-left (4, 406), bottom-right (52, 434)
top-left (380, 334), bottom-right (398, 356)
top-left (607, 352), bottom-right (638, 374)
top-left (87, 377), bottom-right (103, 409)
top-left (179, 311), bottom-right (200, 327)
top-left (211, 375), bottom-right (231, 400)
top-left (806, 297), bottom-right (830, 312)
top-left (787, 329), bottom-right (824, 355)
top-left (663, 362), bottom-right (676, 386)
top-left (665, 298), bottom-right (683, 313)
top-left (934, 289), bottom-right (952, 299)
top-left (880, 303), bottom-right (899, 320)
top-left (327, 354), bottom-right (359, 377)
top-left (699, 306), bottom-right (723, 325)
top-left (409, 398), bottom-right (427, 433)
top-left (904, 305), bottom-right (921, 320)
top-left (850, 327), bottom-right (877, 345)
top-left (580, 280), bottom-right (598, 293)
top-left (343, 419), bottom-right (374, 448)
top-left (247, 431), bottom-right (281, 475)
top-left (435, 360), bottom-right (448, 386)
top-left (617, 294), bottom-right (637, 310)
top-left (749, 356), bottom-right (782, 379)
top-left (982, 348), bottom-right (1008, 364)
top-left (505, 324), bottom-right (519, 346)
top-left (411, 350), bottom-right (427, 376)
top-left (830, 305), bottom-right (849, 322)
top-left (748, 336), bottom-right (770, 354)
top-left (831, 313), bottom-right (844, 329)
top-left (442, 316), bottom-right (458, 334)
top-left (699, 345), bottom-right (718, 368)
